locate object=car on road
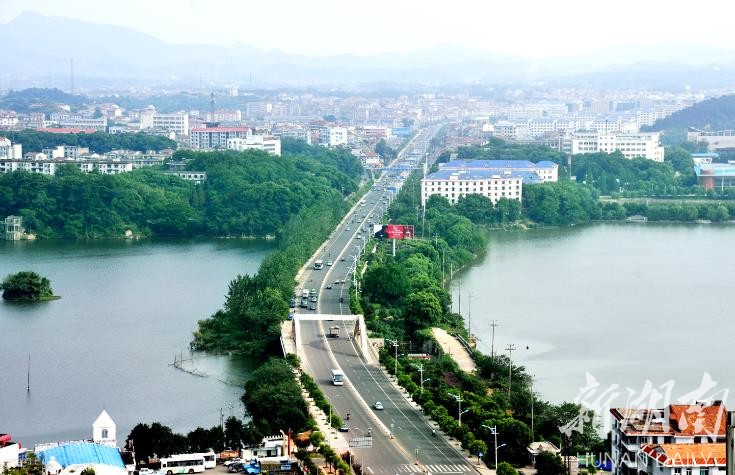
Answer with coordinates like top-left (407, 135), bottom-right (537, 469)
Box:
top-left (326, 284), bottom-right (333, 289)
top-left (327, 260), bottom-right (333, 266)
top-left (289, 298), bottom-right (296, 308)
top-left (288, 311), bottom-right (294, 320)
top-left (138, 469), bottom-right (155, 475)
top-left (339, 423), bottom-right (349, 432)
top-left (310, 296), bottom-right (317, 302)
top-left (309, 303), bottom-right (316, 310)
top-left (373, 401), bottom-right (383, 410)
top-left (227, 463), bottom-right (244, 473)
top-left (340, 257), bottom-right (345, 262)
top-left (346, 227), bottom-right (350, 231)
top-left (300, 298), bottom-right (308, 308)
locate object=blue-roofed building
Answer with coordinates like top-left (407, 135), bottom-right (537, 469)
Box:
top-left (36, 443), bottom-right (126, 475)
top-left (694, 162), bottom-right (735, 190)
top-left (439, 159), bottom-right (558, 182)
top-left (421, 168), bottom-right (526, 207)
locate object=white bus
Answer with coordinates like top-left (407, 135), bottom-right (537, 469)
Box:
top-left (331, 369), bottom-right (344, 386)
top-left (160, 454), bottom-right (206, 474)
top-left (194, 451), bottom-right (216, 469)
top-left (314, 259), bottom-right (324, 270)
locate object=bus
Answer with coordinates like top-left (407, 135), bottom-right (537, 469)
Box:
top-left (331, 369), bottom-right (344, 386)
top-left (160, 454), bottom-right (206, 474)
top-left (314, 259), bottom-right (324, 270)
top-left (194, 451), bottom-right (216, 469)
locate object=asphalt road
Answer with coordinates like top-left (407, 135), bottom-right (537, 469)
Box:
top-left (296, 125), bottom-right (475, 475)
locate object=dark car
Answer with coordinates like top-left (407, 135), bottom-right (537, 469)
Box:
top-left (309, 303), bottom-right (317, 310)
top-left (289, 298), bottom-right (296, 308)
top-left (339, 423), bottom-right (349, 432)
top-left (326, 284), bottom-right (333, 289)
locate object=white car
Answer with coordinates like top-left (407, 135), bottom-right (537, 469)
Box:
top-left (138, 469), bottom-right (156, 475)
top-left (327, 260), bottom-right (333, 266)
top-left (373, 401), bottom-right (384, 410)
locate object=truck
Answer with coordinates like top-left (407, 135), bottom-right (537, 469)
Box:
top-left (302, 289), bottom-right (309, 298)
top-left (328, 325), bottom-right (340, 338)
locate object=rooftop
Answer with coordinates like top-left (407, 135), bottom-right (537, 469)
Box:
top-left (640, 443), bottom-right (725, 466)
top-left (425, 168), bottom-right (541, 183)
top-left (440, 159), bottom-right (558, 170)
top-left (37, 442), bottom-right (125, 469)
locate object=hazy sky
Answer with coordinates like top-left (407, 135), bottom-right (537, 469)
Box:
top-left (2, 0), bottom-right (735, 58)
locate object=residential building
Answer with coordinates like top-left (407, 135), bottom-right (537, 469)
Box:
top-left (94, 161), bottom-right (134, 174)
top-left (421, 169), bottom-right (529, 207)
top-left (206, 109), bottom-right (242, 123)
top-left (58, 117), bottom-right (107, 132)
top-left (190, 127), bottom-right (251, 149)
top-left (570, 131), bottom-right (665, 162)
top-left (687, 128), bottom-right (735, 151)
top-left (227, 135), bottom-right (282, 156)
top-left (0, 111), bottom-right (18, 127)
top-left (0, 159), bottom-right (56, 175)
top-left (610, 402), bottom-right (727, 475)
top-left (152, 112), bottom-right (189, 135)
top-left (275, 126), bottom-right (312, 145)
top-left (440, 159), bottom-right (559, 183)
top-left (0, 434), bottom-right (21, 469)
top-left (0, 138), bottom-right (22, 159)
top-left (319, 126), bottom-right (348, 147)
top-left (166, 171), bottom-right (207, 184)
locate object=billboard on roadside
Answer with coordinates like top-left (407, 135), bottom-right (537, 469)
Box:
top-left (373, 224), bottom-right (414, 240)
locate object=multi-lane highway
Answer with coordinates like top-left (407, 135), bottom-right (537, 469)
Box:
top-left (295, 125), bottom-right (477, 475)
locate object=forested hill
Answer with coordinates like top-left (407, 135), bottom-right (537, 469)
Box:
top-left (644, 94), bottom-right (735, 143)
top-left (0, 140), bottom-right (363, 239)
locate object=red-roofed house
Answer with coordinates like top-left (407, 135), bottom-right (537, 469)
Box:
top-left (638, 443), bottom-right (725, 475)
top-left (610, 402), bottom-right (727, 475)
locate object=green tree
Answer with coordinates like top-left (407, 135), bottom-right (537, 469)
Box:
top-left (224, 416), bottom-right (246, 450)
top-left (535, 451), bottom-right (566, 475)
top-left (403, 290), bottom-right (443, 331)
top-left (80, 467), bottom-right (95, 475)
top-left (1, 271), bottom-right (54, 301)
top-left (497, 462), bottom-right (518, 475)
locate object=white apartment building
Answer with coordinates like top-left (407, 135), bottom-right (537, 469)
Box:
top-left (190, 127), bottom-right (251, 149)
top-left (0, 159), bottom-right (56, 175)
top-left (421, 169), bottom-right (524, 207)
top-left (152, 112), bottom-right (189, 135)
top-left (0, 138), bottom-right (22, 159)
top-left (687, 128), bottom-right (735, 151)
top-left (571, 131), bottom-right (665, 161)
top-left (0, 111), bottom-right (18, 127)
top-left (58, 117), bottom-right (107, 131)
top-left (319, 126), bottom-right (348, 147)
top-left (165, 171), bottom-right (207, 184)
top-left (610, 402), bottom-right (726, 475)
top-left (227, 135), bottom-right (282, 156)
top-left (276, 127), bottom-right (312, 145)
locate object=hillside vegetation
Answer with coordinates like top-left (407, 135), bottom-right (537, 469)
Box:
top-left (645, 94), bottom-right (735, 143)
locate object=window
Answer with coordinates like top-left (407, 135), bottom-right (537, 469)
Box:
top-left (101, 429), bottom-right (108, 438)
top-left (685, 469), bottom-right (692, 475)
top-left (674, 469), bottom-right (682, 475)
top-left (699, 469), bottom-right (708, 475)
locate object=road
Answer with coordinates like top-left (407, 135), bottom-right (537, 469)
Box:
top-left (296, 125), bottom-right (477, 475)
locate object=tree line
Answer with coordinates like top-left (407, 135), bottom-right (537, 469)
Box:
top-left (0, 142), bottom-right (362, 239)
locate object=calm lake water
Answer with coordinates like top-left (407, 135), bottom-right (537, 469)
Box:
top-left (0, 238), bottom-right (275, 447)
top-left (456, 223), bottom-right (735, 416)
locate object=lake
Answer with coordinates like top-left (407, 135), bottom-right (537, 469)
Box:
top-left (0, 238), bottom-right (275, 447)
top-left (456, 223), bottom-right (735, 419)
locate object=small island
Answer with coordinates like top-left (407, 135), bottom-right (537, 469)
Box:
top-left (1, 271), bottom-right (60, 301)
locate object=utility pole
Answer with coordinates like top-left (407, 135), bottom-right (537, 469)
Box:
top-left (489, 320), bottom-right (499, 360)
top-left (506, 344), bottom-right (516, 399)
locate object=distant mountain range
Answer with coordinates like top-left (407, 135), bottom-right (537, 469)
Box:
top-left (3, 12), bottom-right (735, 90)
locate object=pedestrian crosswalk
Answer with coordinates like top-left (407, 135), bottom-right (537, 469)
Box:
top-left (394, 463), bottom-right (472, 474)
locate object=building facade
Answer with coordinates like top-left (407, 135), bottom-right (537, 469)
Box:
top-left (687, 128), bottom-right (735, 151)
top-left (190, 127), bottom-right (251, 149)
top-left (571, 131), bottom-right (665, 162)
top-left (227, 135), bottom-right (282, 156)
top-left (152, 112), bottom-right (189, 135)
top-left (421, 169), bottom-right (525, 207)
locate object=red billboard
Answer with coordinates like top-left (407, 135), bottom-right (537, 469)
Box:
top-left (374, 224), bottom-right (414, 240)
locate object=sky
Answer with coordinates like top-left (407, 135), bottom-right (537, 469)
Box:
top-left (2, 0), bottom-right (735, 58)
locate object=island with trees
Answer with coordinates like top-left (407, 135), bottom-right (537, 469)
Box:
top-left (1, 271), bottom-right (59, 301)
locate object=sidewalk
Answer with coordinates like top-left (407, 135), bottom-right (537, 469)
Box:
top-left (432, 327), bottom-right (477, 373)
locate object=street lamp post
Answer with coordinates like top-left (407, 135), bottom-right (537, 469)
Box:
top-left (482, 425), bottom-right (499, 470)
top-left (451, 393), bottom-right (467, 425)
top-left (387, 339), bottom-right (399, 377)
